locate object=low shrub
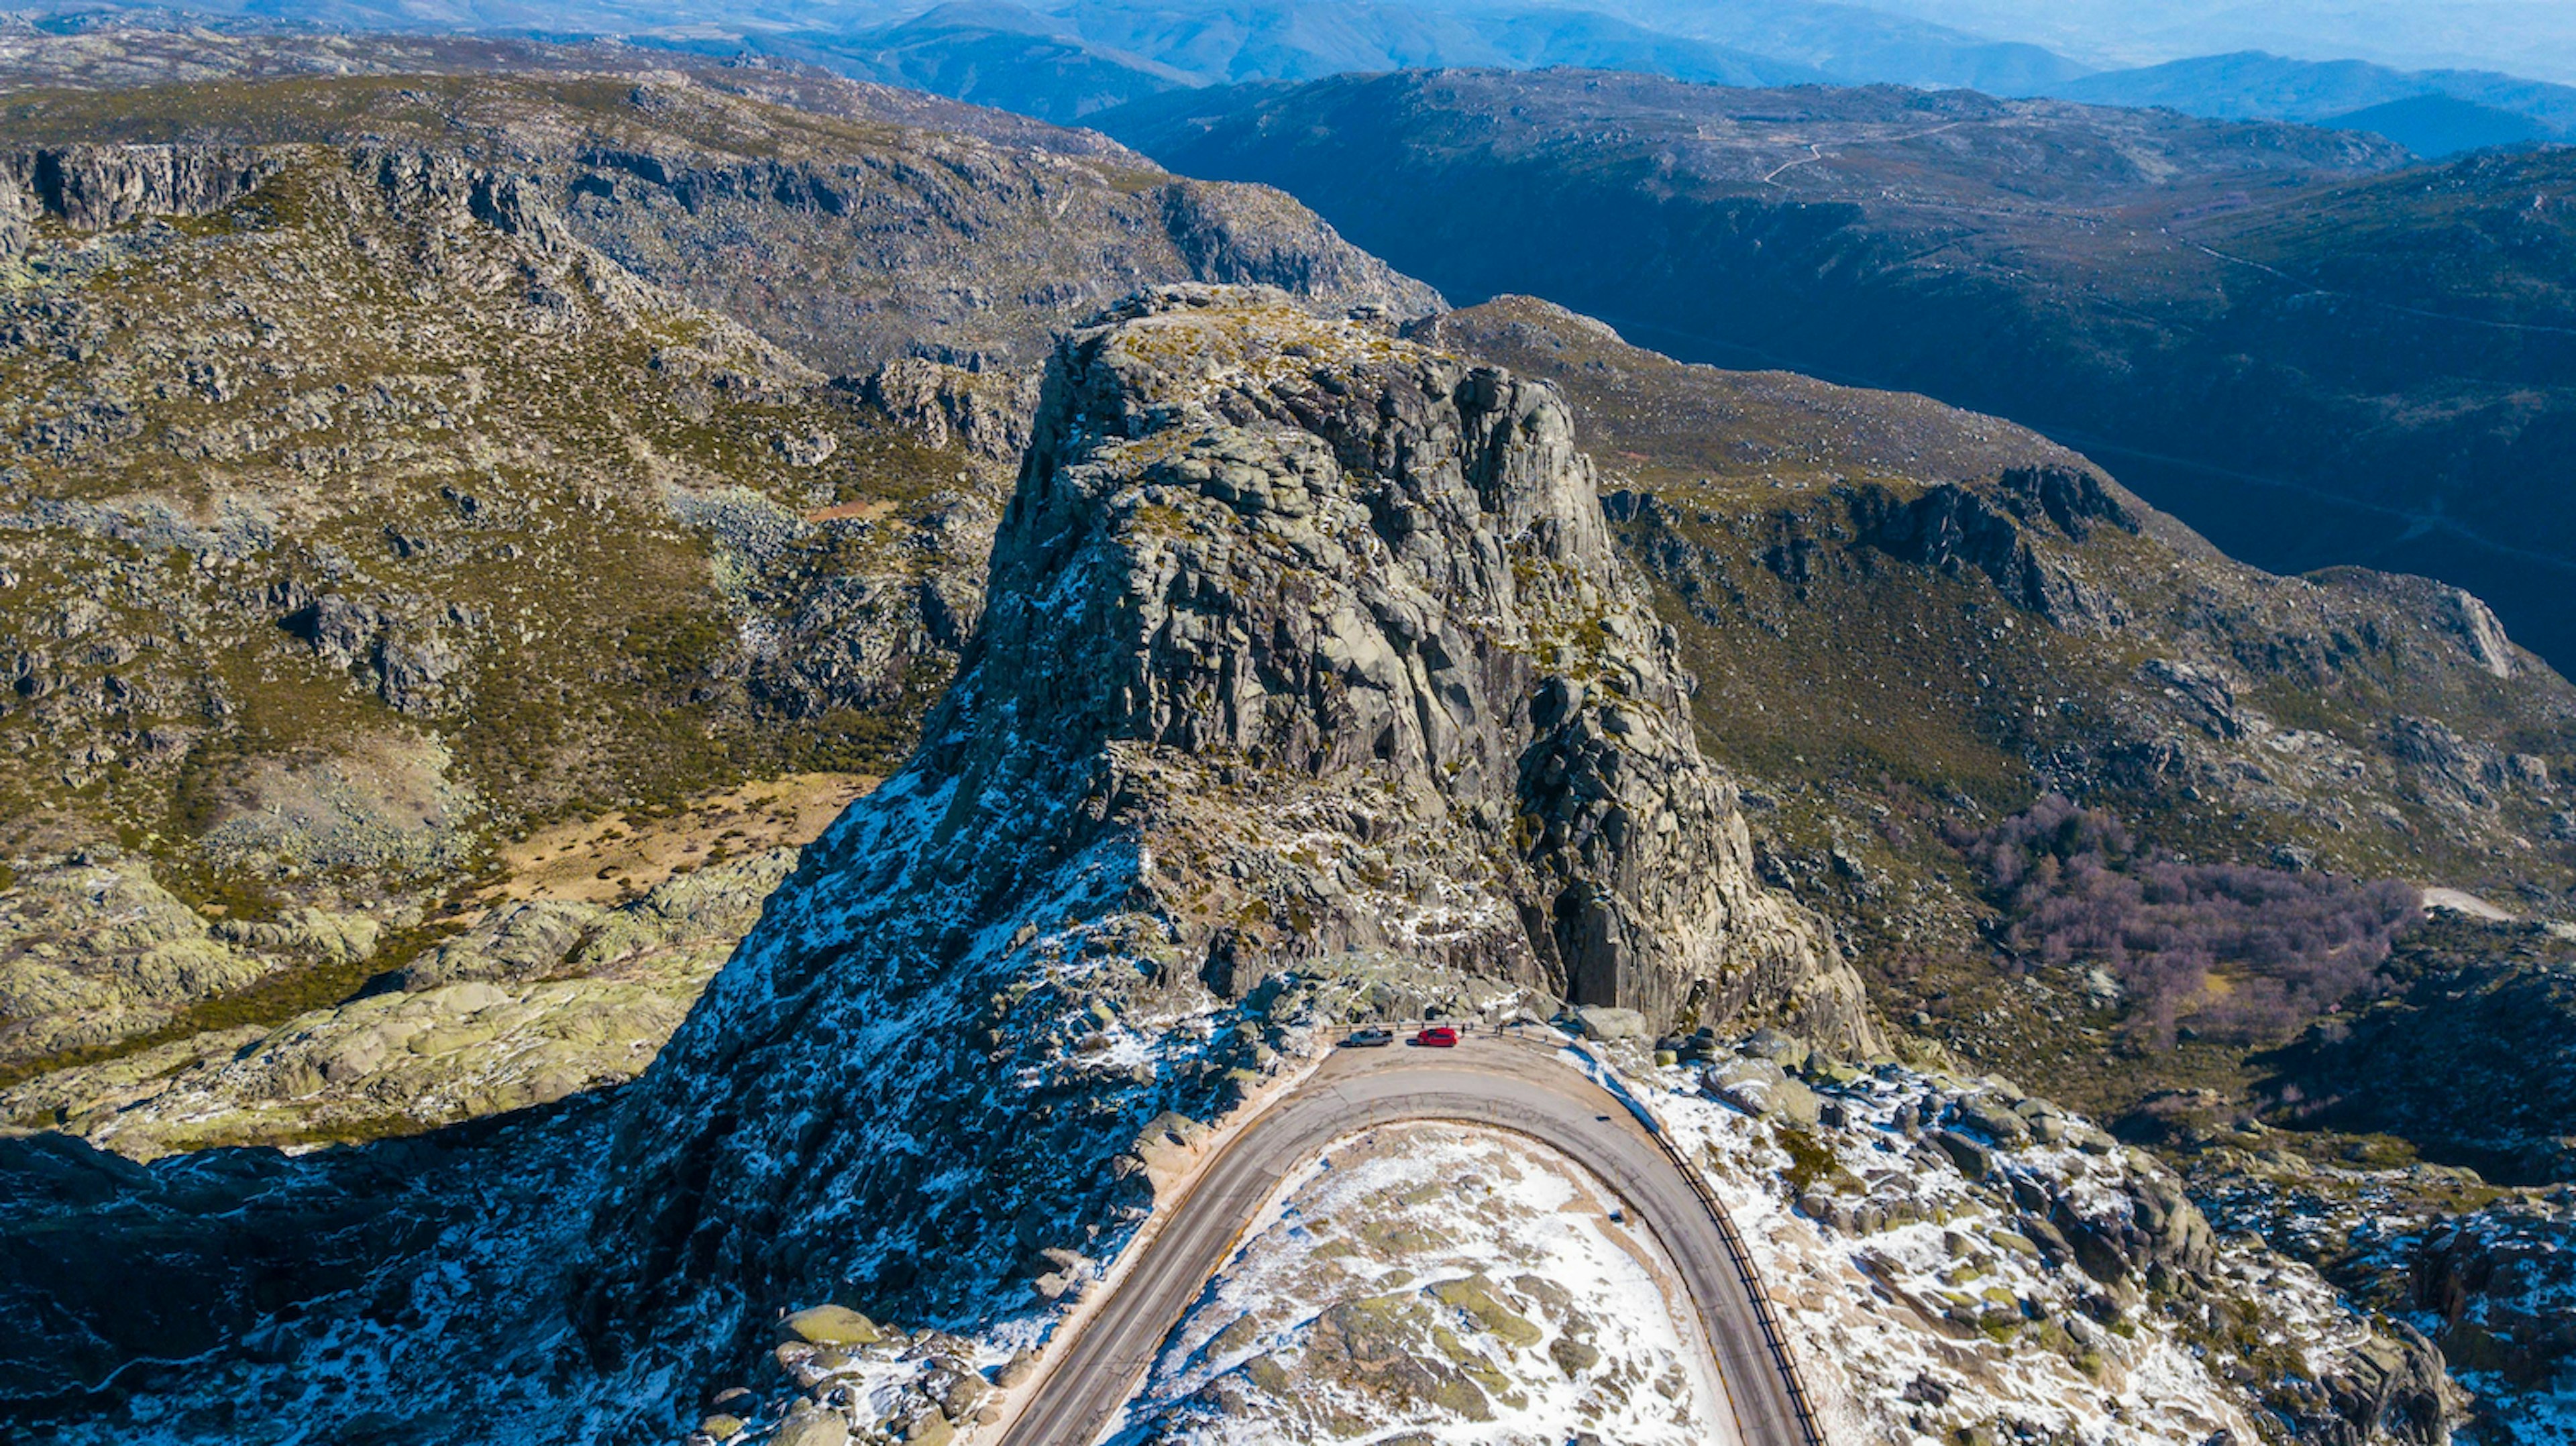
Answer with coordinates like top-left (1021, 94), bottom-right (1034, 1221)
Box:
top-left (1951, 795), bottom-right (2419, 1046)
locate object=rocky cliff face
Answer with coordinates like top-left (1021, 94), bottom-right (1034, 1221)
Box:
top-left (0, 72), bottom-right (1442, 380)
top-left (963, 284), bottom-right (1860, 1030)
top-left (0, 142), bottom-right (276, 249)
top-left (568, 284), bottom-right (1872, 1416)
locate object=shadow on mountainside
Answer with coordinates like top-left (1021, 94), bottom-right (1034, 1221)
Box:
top-left (0, 1093), bottom-right (619, 1433)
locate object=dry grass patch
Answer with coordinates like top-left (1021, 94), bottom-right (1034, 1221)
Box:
top-left (488, 771), bottom-right (875, 907)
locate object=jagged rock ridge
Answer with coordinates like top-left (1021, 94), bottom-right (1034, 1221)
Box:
top-left (0, 142), bottom-right (276, 248)
top-left (572, 284), bottom-right (1874, 1417)
top-left (0, 74), bottom-right (1445, 378)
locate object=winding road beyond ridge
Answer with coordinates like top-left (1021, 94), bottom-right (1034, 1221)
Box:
top-left (992, 1032), bottom-right (1821, 1446)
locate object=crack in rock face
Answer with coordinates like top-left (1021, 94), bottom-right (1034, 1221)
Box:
top-left (574, 284), bottom-right (1874, 1418)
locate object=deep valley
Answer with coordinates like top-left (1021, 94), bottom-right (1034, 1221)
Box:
top-left (1099, 68), bottom-right (2576, 674)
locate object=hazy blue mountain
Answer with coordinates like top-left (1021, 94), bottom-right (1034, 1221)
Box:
top-left (0, 0), bottom-right (2070, 98)
top-left (1606, 0), bottom-right (2088, 91)
top-left (1047, 0), bottom-right (1829, 89)
top-left (1841, 0), bottom-right (2576, 88)
top-left (787, 0), bottom-right (2061, 119)
top-left (1059, 0), bottom-right (1495, 82)
top-left (1487, 10), bottom-right (1833, 87)
top-left (2049, 50), bottom-right (2576, 154)
top-left (2322, 94), bottom-right (2557, 157)
top-left (735, 1), bottom-right (1191, 121)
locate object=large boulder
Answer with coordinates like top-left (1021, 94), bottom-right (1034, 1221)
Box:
top-left (1572, 1005), bottom-right (1647, 1041)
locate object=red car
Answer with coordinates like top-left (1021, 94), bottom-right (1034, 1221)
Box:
top-left (1412, 1025), bottom-right (1460, 1048)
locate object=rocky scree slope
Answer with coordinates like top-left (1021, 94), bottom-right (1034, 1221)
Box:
top-left (1097, 1029), bottom-right (2462, 1446)
top-left (0, 79), bottom-right (1432, 1153)
top-left (2156, 911), bottom-right (2576, 1445)
top-left (0, 135), bottom-right (963, 1074)
top-left (0, 846), bottom-right (805, 1160)
top-left (1098, 69), bottom-right (2576, 671)
top-left (571, 284), bottom-right (1876, 1429)
top-left (1652, 1036), bottom-right (2457, 1446)
top-left (2254, 913), bottom-right (2576, 1186)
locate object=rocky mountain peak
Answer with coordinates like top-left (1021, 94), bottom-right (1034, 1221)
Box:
top-left (939, 281), bottom-right (1872, 1031)
top-left (576, 283), bottom-right (1872, 1396)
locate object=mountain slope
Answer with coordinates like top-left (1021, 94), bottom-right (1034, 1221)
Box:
top-left (1094, 68), bottom-right (2576, 671)
top-left (0, 30), bottom-right (1155, 154)
top-left (0, 70), bottom-right (1438, 374)
top-left (2318, 95), bottom-right (2555, 157)
top-left (0, 286), bottom-right (2460, 1446)
top-left (1415, 295), bottom-right (2576, 1440)
top-left (0, 68), bottom-right (1435, 1142)
top-left (1417, 294), bottom-right (2575, 1085)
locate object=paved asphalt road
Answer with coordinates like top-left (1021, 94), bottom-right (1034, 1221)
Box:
top-left (993, 1033), bottom-right (1815, 1446)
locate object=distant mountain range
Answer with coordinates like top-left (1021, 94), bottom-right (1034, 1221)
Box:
top-left (2040, 50), bottom-right (2576, 156)
top-left (700, 0), bottom-right (2035, 123)
top-left (9, 0), bottom-right (2576, 159)
top-left (716, 0), bottom-right (1832, 122)
top-left (1844, 0), bottom-right (2576, 89)
top-left (1559, 0), bottom-right (2084, 93)
top-left (769, 6), bottom-right (2576, 158)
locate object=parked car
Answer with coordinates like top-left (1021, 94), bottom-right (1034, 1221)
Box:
top-left (1412, 1025), bottom-right (1460, 1048)
top-left (1343, 1026), bottom-right (1395, 1048)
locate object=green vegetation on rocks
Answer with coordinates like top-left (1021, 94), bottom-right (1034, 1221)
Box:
top-left (0, 63), bottom-right (1432, 1120)
top-left (781, 1304), bottom-right (883, 1347)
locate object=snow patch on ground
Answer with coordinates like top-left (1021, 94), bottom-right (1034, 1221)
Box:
top-left (1107, 1121), bottom-right (1716, 1445)
top-left (1645, 1058), bottom-right (2267, 1445)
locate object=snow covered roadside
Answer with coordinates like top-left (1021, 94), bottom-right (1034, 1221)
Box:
top-left (973, 1045), bottom-right (1337, 1439)
top-left (1104, 1121), bottom-right (1723, 1445)
top-left (1580, 1036), bottom-right (2441, 1445)
top-left (723, 1016), bottom-right (2451, 1446)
